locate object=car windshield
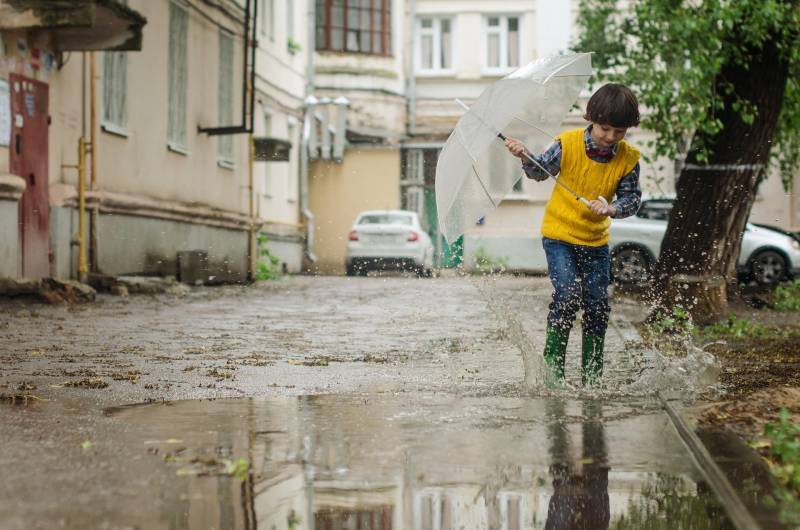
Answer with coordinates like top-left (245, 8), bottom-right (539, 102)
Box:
top-left (358, 214), bottom-right (413, 226)
top-left (637, 201), bottom-right (674, 221)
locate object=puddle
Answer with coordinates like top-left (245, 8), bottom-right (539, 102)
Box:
top-left (103, 395), bottom-right (733, 529)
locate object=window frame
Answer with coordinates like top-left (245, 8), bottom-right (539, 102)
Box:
top-left (261, 0), bottom-right (275, 41)
top-left (315, 0), bottom-right (393, 56)
top-left (482, 14), bottom-right (521, 75)
top-left (102, 50), bottom-right (128, 136)
top-left (217, 29), bottom-right (235, 169)
top-left (167, 1), bottom-right (189, 154)
top-left (415, 15), bottom-right (454, 75)
top-left (262, 111), bottom-right (273, 198)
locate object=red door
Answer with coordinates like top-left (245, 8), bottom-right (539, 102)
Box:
top-left (9, 74), bottom-right (49, 279)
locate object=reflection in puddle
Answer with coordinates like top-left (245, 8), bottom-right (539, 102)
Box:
top-left (109, 396), bottom-right (730, 529)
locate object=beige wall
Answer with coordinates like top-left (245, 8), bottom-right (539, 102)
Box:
top-left (751, 169), bottom-right (800, 231)
top-left (45, 0), bottom-right (250, 214)
top-left (253, 0), bottom-right (307, 228)
top-left (309, 149), bottom-right (401, 273)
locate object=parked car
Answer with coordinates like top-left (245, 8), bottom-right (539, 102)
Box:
top-left (345, 210), bottom-right (434, 277)
top-left (609, 198), bottom-right (800, 286)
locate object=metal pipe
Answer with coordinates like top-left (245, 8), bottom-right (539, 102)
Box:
top-left (248, 134), bottom-right (256, 281)
top-left (299, 0), bottom-right (317, 265)
top-left (198, 0), bottom-right (258, 135)
top-left (89, 52), bottom-right (98, 273)
top-left (77, 137), bottom-right (88, 282)
top-left (407, 0), bottom-right (416, 133)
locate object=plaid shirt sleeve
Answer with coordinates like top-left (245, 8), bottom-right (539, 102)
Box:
top-left (610, 162), bottom-right (642, 219)
top-left (521, 140), bottom-right (561, 181)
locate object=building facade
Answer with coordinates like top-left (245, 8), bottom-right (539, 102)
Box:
top-left (0, 0), bottom-right (268, 283)
top-left (1, 0), bottom-right (798, 282)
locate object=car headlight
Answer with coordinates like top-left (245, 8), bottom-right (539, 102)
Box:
top-left (792, 239), bottom-right (800, 251)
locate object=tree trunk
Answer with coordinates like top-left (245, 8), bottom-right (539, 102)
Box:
top-left (651, 36), bottom-right (790, 323)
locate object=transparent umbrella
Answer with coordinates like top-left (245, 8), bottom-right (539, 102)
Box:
top-left (435, 53), bottom-right (594, 244)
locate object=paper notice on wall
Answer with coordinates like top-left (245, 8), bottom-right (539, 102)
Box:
top-left (0, 80), bottom-right (9, 147)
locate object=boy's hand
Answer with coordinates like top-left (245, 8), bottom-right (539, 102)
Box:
top-left (504, 137), bottom-right (529, 161)
top-left (589, 197), bottom-right (616, 217)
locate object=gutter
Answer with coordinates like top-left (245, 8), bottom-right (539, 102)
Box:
top-left (300, 0), bottom-right (317, 264)
top-left (406, 0), bottom-right (417, 134)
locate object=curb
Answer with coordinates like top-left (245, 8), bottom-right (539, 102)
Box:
top-left (610, 313), bottom-right (760, 530)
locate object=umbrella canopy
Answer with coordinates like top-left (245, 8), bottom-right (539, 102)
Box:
top-left (435, 53), bottom-right (593, 244)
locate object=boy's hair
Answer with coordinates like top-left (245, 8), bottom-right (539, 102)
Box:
top-left (583, 83), bottom-right (640, 128)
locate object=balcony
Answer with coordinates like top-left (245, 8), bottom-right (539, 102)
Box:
top-left (0, 0), bottom-right (146, 51)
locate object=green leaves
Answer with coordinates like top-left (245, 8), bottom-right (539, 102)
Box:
top-left (762, 409), bottom-right (800, 525)
top-left (774, 279), bottom-right (800, 311)
top-left (574, 0), bottom-right (799, 187)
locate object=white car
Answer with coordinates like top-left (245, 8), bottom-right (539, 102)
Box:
top-left (345, 210), bottom-right (435, 277)
top-left (610, 199), bottom-right (800, 286)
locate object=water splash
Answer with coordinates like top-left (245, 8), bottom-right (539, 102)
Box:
top-left (470, 274), bottom-right (721, 400)
top-left (471, 274), bottom-right (553, 390)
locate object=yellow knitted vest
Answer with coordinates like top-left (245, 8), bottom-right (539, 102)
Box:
top-left (541, 128), bottom-right (640, 246)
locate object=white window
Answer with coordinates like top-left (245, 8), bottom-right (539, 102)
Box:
top-left (286, 0), bottom-right (295, 41)
top-left (287, 117), bottom-right (298, 202)
top-left (414, 489), bottom-right (454, 530)
top-left (262, 113), bottom-right (272, 198)
top-left (262, 0), bottom-right (275, 41)
top-left (497, 492), bottom-right (523, 530)
top-left (102, 51), bottom-right (127, 133)
top-left (483, 15), bottom-right (520, 73)
top-left (218, 30), bottom-right (235, 167)
top-left (168, 1), bottom-right (189, 151)
top-left (416, 17), bottom-right (453, 73)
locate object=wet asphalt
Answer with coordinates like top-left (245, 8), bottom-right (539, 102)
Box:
top-left (0, 275), bottom-right (733, 529)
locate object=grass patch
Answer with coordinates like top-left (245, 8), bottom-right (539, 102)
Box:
top-left (759, 409), bottom-right (800, 525)
top-left (775, 280), bottom-right (800, 312)
top-left (700, 315), bottom-right (774, 339)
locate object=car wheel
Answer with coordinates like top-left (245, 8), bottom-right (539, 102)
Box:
top-left (750, 250), bottom-right (787, 286)
top-left (611, 247), bottom-right (651, 284)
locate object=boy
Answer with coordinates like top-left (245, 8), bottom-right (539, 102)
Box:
top-left (505, 83), bottom-right (642, 386)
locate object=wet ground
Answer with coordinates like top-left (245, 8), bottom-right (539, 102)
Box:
top-left (0, 275), bottom-right (741, 529)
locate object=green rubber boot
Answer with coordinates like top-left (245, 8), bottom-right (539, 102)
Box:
top-left (543, 326), bottom-right (569, 385)
top-left (582, 333), bottom-right (605, 387)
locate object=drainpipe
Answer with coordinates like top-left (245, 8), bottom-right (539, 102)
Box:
top-left (248, 134), bottom-right (256, 281)
top-left (300, 0), bottom-right (317, 265)
top-left (332, 97), bottom-right (349, 161)
top-left (77, 137), bottom-right (88, 283)
top-left (89, 52), bottom-right (98, 273)
top-left (300, 96), bottom-right (318, 265)
top-left (406, 0), bottom-right (417, 134)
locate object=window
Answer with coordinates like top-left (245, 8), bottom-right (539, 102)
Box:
top-left (497, 492), bottom-right (522, 530)
top-left (484, 15), bottom-right (520, 72)
top-left (315, 0), bottom-right (392, 55)
top-left (168, 1), bottom-right (189, 151)
top-left (416, 17), bottom-right (452, 73)
top-left (102, 51), bottom-right (127, 133)
top-left (286, 0), bottom-right (295, 40)
top-left (262, 113), bottom-right (272, 197)
top-left (218, 30), bottom-right (234, 166)
top-left (287, 118), bottom-right (298, 201)
top-left (261, 0), bottom-right (275, 41)
top-left (414, 489), bottom-right (454, 530)
top-left (357, 213), bottom-right (413, 226)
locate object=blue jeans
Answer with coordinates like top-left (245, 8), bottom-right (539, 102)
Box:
top-left (542, 237), bottom-right (610, 336)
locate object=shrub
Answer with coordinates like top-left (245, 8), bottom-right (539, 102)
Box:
top-left (255, 234), bottom-right (282, 281)
top-left (775, 280), bottom-right (800, 312)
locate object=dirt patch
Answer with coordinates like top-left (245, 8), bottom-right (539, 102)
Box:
top-left (62, 378), bottom-right (110, 389)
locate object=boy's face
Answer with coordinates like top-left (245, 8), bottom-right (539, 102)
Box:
top-left (591, 123), bottom-right (628, 148)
